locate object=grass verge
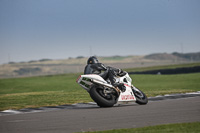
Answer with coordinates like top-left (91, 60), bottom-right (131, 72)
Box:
top-left (0, 73), bottom-right (91, 110)
top-left (84, 122), bottom-right (200, 133)
top-left (0, 72), bottom-right (200, 111)
top-left (130, 73), bottom-right (200, 97)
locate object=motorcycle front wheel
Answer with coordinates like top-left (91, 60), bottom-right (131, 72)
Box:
top-left (132, 87), bottom-right (148, 105)
top-left (89, 87), bottom-right (116, 107)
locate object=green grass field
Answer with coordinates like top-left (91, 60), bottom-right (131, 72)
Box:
top-left (85, 122), bottom-right (200, 133)
top-left (0, 72), bottom-right (200, 111)
top-left (0, 63), bottom-right (200, 111)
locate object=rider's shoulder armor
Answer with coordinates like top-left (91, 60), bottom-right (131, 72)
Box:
top-left (84, 64), bottom-right (101, 74)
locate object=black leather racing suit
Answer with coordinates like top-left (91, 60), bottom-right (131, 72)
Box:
top-left (84, 63), bottom-right (120, 85)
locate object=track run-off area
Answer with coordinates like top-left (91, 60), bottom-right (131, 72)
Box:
top-left (0, 93), bottom-right (200, 133)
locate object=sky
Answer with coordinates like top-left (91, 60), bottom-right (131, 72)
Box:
top-left (0, 0), bottom-right (200, 64)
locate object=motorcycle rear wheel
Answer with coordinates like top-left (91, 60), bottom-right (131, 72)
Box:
top-left (89, 87), bottom-right (116, 107)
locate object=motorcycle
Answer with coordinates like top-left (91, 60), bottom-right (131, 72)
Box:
top-left (76, 71), bottom-right (148, 107)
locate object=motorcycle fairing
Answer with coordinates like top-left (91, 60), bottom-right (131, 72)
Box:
top-left (117, 85), bottom-right (136, 104)
top-left (77, 74), bottom-right (136, 104)
top-left (76, 74), bottom-right (109, 92)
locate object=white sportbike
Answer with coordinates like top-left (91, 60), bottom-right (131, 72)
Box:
top-left (76, 71), bottom-right (148, 107)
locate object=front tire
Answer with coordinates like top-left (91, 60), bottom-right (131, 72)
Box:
top-left (89, 87), bottom-right (116, 107)
top-left (132, 87), bottom-right (148, 105)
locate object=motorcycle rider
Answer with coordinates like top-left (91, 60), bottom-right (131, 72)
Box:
top-left (84, 56), bottom-right (126, 92)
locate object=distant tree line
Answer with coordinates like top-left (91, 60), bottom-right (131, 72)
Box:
top-left (172, 52), bottom-right (200, 61)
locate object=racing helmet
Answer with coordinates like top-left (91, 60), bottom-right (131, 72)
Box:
top-left (87, 56), bottom-right (99, 64)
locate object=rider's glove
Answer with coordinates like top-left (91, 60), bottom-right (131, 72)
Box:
top-left (117, 69), bottom-right (126, 77)
top-left (117, 69), bottom-right (121, 73)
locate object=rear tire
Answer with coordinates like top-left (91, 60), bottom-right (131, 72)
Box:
top-left (89, 87), bottom-right (116, 107)
top-left (132, 87), bottom-right (148, 105)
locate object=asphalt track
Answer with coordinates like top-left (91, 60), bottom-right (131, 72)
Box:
top-left (0, 96), bottom-right (200, 133)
